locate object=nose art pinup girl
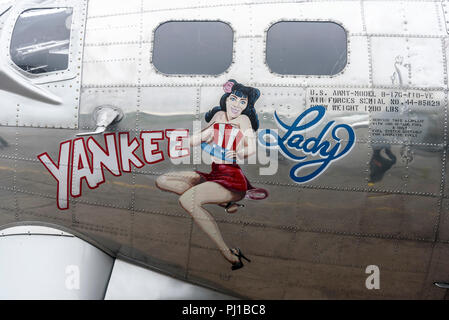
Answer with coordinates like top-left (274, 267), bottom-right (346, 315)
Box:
top-left (156, 80), bottom-right (268, 270)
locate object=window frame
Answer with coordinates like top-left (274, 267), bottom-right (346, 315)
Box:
top-left (2, 1), bottom-right (85, 84)
top-left (264, 19), bottom-right (349, 77)
top-left (150, 20), bottom-right (235, 77)
top-left (9, 7), bottom-right (74, 76)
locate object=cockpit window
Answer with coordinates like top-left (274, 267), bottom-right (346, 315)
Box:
top-left (152, 21), bottom-right (233, 75)
top-left (10, 8), bottom-right (73, 74)
top-left (266, 21), bottom-right (347, 75)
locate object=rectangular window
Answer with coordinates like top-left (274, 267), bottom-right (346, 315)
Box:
top-left (266, 21), bottom-right (347, 75)
top-left (10, 8), bottom-right (73, 74)
top-left (152, 21), bottom-right (233, 75)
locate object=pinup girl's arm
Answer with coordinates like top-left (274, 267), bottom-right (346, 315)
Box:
top-left (189, 111), bottom-right (224, 147)
top-left (226, 116), bottom-right (256, 160)
top-left (234, 130), bottom-right (256, 160)
top-left (189, 126), bottom-right (213, 147)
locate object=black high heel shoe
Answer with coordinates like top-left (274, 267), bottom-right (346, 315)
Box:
top-left (230, 248), bottom-right (251, 270)
top-left (225, 202), bottom-right (245, 213)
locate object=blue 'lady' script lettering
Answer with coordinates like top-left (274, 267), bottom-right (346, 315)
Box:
top-left (258, 106), bottom-right (356, 183)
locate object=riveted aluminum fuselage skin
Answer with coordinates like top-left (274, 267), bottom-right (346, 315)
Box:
top-left (0, 0), bottom-right (449, 299)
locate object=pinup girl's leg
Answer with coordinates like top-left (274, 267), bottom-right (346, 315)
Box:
top-left (156, 171), bottom-right (243, 213)
top-left (178, 181), bottom-right (245, 264)
top-left (156, 171), bottom-right (202, 195)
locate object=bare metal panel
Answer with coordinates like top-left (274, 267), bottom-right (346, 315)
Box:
top-left (87, 0), bottom-right (141, 17)
top-left (422, 243), bottom-right (449, 299)
top-left (251, 1), bottom-right (365, 34)
top-left (142, 0), bottom-right (203, 12)
top-left (133, 212), bottom-right (191, 276)
top-left (407, 146), bottom-right (443, 195)
top-left (83, 43), bottom-right (140, 63)
top-left (0, 158), bottom-right (15, 191)
top-left (371, 37), bottom-right (445, 88)
top-left (438, 199), bottom-right (449, 242)
top-left (71, 203), bottom-right (131, 256)
top-left (85, 19), bottom-right (140, 43)
top-left (0, 207), bottom-right (14, 229)
top-left (364, 1), bottom-right (445, 36)
top-left (82, 52), bottom-right (139, 85)
top-left (15, 127), bottom-right (75, 160)
top-left (0, 0), bottom-right (448, 300)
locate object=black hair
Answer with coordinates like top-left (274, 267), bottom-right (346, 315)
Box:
top-left (204, 79), bottom-right (260, 131)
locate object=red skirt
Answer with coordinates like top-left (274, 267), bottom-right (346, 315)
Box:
top-left (196, 163), bottom-right (268, 200)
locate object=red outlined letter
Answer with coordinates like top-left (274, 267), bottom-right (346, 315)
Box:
top-left (165, 129), bottom-right (190, 159)
top-left (87, 133), bottom-right (121, 187)
top-left (71, 138), bottom-right (100, 197)
top-left (140, 131), bottom-right (164, 164)
top-left (37, 140), bottom-right (72, 210)
top-left (118, 132), bottom-right (144, 172)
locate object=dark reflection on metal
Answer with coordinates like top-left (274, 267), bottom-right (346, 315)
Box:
top-left (10, 8), bottom-right (73, 74)
top-left (0, 136), bottom-right (8, 149)
top-left (266, 21), bottom-right (347, 75)
top-left (152, 21), bottom-right (233, 75)
top-left (368, 146), bottom-right (397, 184)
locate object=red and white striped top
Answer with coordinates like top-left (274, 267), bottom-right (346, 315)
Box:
top-left (213, 123), bottom-right (243, 151)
